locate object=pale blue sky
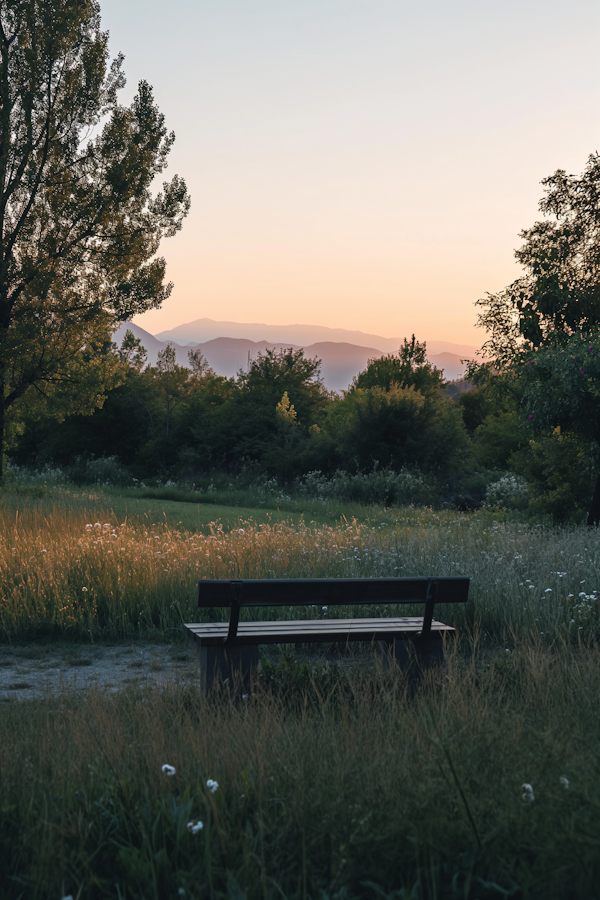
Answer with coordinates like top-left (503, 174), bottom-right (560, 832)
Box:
top-left (101, 0), bottom-right (600, 344)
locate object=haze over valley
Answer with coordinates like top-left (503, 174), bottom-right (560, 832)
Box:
top-left (116, 318), bottom-right (479, 389)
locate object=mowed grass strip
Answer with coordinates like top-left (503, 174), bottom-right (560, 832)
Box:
top-left (1, 640), bottom-right (599, 899)
top-left (1, 489), bottom-right (600, 641)
top-left (0, 484), bottom-right (314, 531)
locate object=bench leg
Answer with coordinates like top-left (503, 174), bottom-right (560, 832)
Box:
top-left (377, 632), bottom-right (445, 675)
top-left (192, 640), bottom-right (259, 692)
top-left (412, 631), bottom-right (445, 668)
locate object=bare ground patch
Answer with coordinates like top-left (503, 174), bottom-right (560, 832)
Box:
top-left (0, 643), bottom-right (199, 701)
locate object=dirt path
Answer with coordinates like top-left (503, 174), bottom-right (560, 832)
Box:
top-left (0, 643), bottom-right (199, 701)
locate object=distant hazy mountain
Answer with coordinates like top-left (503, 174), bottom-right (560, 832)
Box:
top-left (154, 317), bottom-right (479, 359)
top-left (113, 322), bottom-right (471, 390)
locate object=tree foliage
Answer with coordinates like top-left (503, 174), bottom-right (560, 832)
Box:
top-left (15, 339), bottom-right (470, 480)
top-left (477, 154), bottom-right (600, 366)
top-left (475, 153), bottom-right (600, 523)
top-left (329, 383), bottom-right (469, 474)
top-left (352, 335), bottom-right (445, 394)
top-left (0, 0), bottom-right (190, 473)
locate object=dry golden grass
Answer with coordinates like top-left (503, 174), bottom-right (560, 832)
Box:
top-left (0, 503), bottom-right (380, 637)
top-left (2, 491), bottom-right (600, 641)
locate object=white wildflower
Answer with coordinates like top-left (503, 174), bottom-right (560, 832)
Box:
top-left (161, 764), bottom-right (176, 776)
top-left (187, 820), bottom-right (204, 834)
top-left (206, 778), bottom-right (218, 793)
top-left (521, 783), bottom-right (535, 802)
top-left (82, 587), bottom-right (88, 592)
top-left (560, 776), bottom-right (570, 789)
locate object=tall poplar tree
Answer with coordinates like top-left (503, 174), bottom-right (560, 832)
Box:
top-left (0, 0), bottom-right (190, 477)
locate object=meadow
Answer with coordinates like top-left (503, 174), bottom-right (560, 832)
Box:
top-left (1, 484), bottom-right (599, 642)
top-left (1, 484), bottom-right (600, 898)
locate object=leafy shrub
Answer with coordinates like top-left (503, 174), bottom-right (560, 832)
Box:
top-left (484, 474), bottom-right (529, 510)
top-left (513, 433), bottom-right (595, 523)
top-left (296, 467), bottom-right (436, 507)
top-left (5, 462), bottom-right (66, 486)
top-left (68, 455), bottom-right (133, 487)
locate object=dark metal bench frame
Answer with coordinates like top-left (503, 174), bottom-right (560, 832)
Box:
top-left (184, 576), bottom-right (469, 689)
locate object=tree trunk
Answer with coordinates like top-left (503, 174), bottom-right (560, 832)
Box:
top-left (587, 472), bottom-right (600, 527)
top-left (0, 319), bottom-right (6, 486)
top-left (0, 381), bottom-right (4, 485)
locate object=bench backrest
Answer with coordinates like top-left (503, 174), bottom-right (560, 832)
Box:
top-left (196, 577), bottom-right (469, 642)
top-left (197, 577), bottom-right (469, 608)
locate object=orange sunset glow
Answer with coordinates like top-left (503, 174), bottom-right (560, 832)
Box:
top-left (98, 0), bottom-right (600, 346)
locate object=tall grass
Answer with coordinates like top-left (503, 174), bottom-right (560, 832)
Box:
top-left (1, 492), bottom-right (600, 641)
top-left (3, 489), bottom-right (600, 897)
top-left (1, 640), bottom-right (599, 898)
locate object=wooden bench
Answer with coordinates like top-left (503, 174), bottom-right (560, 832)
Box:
top-left (184, 576), bottom-right (469, 689)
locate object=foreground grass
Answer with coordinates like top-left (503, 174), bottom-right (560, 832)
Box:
top-left (3, 488), bottom-right (600, 897)
top-left (1, 638), bottom-right (599, 899)
top-left (1, 487), bottom-right (600, 642)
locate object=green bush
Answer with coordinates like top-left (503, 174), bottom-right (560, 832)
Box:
top-left (296, 466), bottom-right (437, 507)
top-left (513, 433), bottom-right (595, 523)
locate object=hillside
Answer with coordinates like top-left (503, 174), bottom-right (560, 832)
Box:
top-left (153, 316), bottom-right (479, 359)
top-left (114, 323), bottom-right (473, 389)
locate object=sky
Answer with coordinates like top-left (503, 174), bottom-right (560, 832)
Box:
top-left (100, 0), bottom-right (600, 345)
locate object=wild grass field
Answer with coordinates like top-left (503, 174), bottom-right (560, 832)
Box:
top-left (1, 484), bottom-right (600, 898)
top-left (1, 483), bottom-right (599, 642)
top-left (2, 644), bottom-right (600, 900)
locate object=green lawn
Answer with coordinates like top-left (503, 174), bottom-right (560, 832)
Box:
top-left (3, 481), bottom-right (460, 532)
top-left (103, 483), bottom-right (457, 531)
top-left (2, 484), bottom-right (309, 531)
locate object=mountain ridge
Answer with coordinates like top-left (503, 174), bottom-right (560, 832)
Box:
top-left (115, 323), bottom-right (474, 390)
top-left (151, 317), bottom-right (479, 358)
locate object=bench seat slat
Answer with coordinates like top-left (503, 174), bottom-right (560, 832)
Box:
top-left (189, 616), bottom-right (451, 631)
top-left (185, 616), bottom-right (454, 646)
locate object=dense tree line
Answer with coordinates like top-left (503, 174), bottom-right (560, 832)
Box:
top-left (12, 335), bottom-right (468, 479)
top-left (11, 328), bottom-right (596, 521)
